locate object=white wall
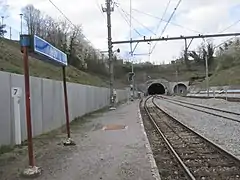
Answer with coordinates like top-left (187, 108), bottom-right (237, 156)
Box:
top-left (0, 71), bottom-right (128, 146)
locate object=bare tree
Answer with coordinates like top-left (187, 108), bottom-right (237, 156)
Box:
top-left (68, 25), bottom-right (83, 67)
top-left (20, 4), bottom-right (110, 76)
top-left (21, 4), bottom-right (42, 35)
top-left (189, 41), bottom-right (214, 67)
top-left (0, 24), bottom-right (7, 37)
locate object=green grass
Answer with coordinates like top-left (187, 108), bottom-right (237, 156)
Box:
top-left (2, 38), bottom-right (239, 88)
top-left (0, 38), bottom-right (108, 87)
top-left (0, 145), bottom-right (14, 155)
top-left (209, 65), bottom-right (240, 86)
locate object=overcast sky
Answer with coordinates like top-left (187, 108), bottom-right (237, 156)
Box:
top-left (4, 0), bottom-right (240, 64)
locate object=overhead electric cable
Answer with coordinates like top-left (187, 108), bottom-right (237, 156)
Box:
top-left (219, 19), bottom-right (240, 33)
top-left (150, 0), bottom-right (182, 54)
top-left (95, 0), bottom-right (106, 20)
top-left (48, 0), bottom-right (92, 44)
top-left (214, 36), bottom-right (238, 49)
top-left (118, 6), bottom-right (156, 35)
top-left (115, 5), bottom-right (143, 36)
top-left (132, 8), bottom-right (201, 34)
top-left (155, 0), bottom-right (171, 34)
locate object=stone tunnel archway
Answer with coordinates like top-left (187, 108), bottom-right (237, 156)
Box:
top-left (148, 83), bottom-right (166, 95)
top-left (173, 83), bottom-right (187, 94)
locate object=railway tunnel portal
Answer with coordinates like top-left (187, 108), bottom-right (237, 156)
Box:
top-left (148, 83), bottom-right (166, 95)
top-left (142, 78), bottom-right (189, 96)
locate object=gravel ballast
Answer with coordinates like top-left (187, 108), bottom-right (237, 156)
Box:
top-left (171, 96), bottom-right (240, 113)
top-left (154, 98), bottom-right (240, 159)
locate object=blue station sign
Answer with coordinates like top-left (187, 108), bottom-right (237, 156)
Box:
top-left (33, 35), bottom-right (67, 66)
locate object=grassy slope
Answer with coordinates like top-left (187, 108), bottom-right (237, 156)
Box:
top-left (134, 63), bottom-right (208, 84)
top-left (198, 65), bottom-right (240, 88)
top-left (136, 59), bottom-right (240, 87)
top-left (210, 65), bottom-right (240, 85)
top-left (0, 38), bottom-right (108, 87)
top-left (1, 38), bottom-right (238, 88)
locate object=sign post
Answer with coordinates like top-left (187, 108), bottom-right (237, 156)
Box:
top-left (62, 66), bottom-right (75, 145)
top-left (20, 35), bottom-right (41, 177)
top-left (20, 34), bottom-right (75, 176)
top-left (32, 35), bottom-right (74, 146)
top-left (11, 87), bottom-right (22, 145)
top-left (62, 66), bottom-right (70, 138)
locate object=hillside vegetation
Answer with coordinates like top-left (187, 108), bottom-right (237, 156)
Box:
top-left (0, 3), bottom-right (239, 89)
top-left (0, 4), bottom-right (128, 88)
top-left (2, 36), bottom-right (239, 89)
top-left (133, 38), bottom-right (240, 88)
top-left (0, 38), bottom-right (108, 87)
top-left (198, 38), bottom-right (240, 88)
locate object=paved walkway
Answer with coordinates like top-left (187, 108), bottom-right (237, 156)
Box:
top-left (0, 101), bottom-right (160, 180)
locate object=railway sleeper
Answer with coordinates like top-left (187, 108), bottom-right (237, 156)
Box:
top-left (184, 158), bottom-right (236, 167)
top-left (192, 166), bottom-right (240, 179)
top-left (163, 132), bottom-right (197, 138)
top-left (168, 140), bottom-right (207, 147)
top-left (142, 115), bottom-right (190, 179)
top-left (143, 99), bottom-right (240, 180)
top-left (170, 147), bottom-right (215, 157)
top-left (171, 142), bottom-right (207, 149)
top-left (182, 153), bottom-right (224, 160)
top-left (158, 168), bottom-right (188, 180)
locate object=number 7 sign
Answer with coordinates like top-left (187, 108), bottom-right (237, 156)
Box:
top-left (11, 87), bottom-right (22, 98)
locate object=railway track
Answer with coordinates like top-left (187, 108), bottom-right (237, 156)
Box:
top-left (141, 96), bottom-right (240, 180)
top-left (185, 96), bottom-right (240, 102)
top-left (156, 96), bottom-right (240, 123)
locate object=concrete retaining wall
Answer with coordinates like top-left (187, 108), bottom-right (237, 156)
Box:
top-left (0, 71), bottom-right (128, 146)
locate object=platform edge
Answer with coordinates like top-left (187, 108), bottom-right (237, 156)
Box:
top-left (137, 106), bottom-right (161, 180)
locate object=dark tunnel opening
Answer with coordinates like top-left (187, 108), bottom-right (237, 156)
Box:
top-left (148, 83), bottom-right (165, 95)
top-left (173, 83), bottom-right (187, 94)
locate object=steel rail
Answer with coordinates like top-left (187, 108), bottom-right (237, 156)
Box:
top-left (155, 96), bottom-right (240, 123)
top-left (185, 96), bottom-right (240, 102)
top-left (143, 97), bottom-right (196, 180)
top-left (152, 97), bottom-right (240, 165)
top-left (159, 96), bottom-right (240, 116)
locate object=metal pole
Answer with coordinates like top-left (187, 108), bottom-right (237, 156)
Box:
top-left (23, 46), bottom-right (34, 167)
top-left (20, 14), bottom-right (23, 35)
top-left (184, 38), bottom-right (187, 59)
top-left (130, 43), bottom-right (134, 99)
top-left (131, 59), bottom-right (135, 99)
top-left (112, 32), bottom-right (240, 44)
top-left (62, 66), bottom-right (70, 138)
top-left (130, 0), bottom-right (132, 41)
top-left (176, 70), bottom-right (179, 94)
top-left (184, 38), bottom-right (189, 69)
top-left (1, 16), bottom-right (4, 38)
top-left (148, 42), bottom-right (151, 62)
top-left (130, 0), bottom-right (135, 99)
top-left (106, 0), bottom-right (114, 107)
top-left (205, 52), bottom-right (209, 97)
top-left (9, 27), bottom-right (11, 40)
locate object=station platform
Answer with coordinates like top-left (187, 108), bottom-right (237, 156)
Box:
top-left (0, 101), bottom-right (160, 180)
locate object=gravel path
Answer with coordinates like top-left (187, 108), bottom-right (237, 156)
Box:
top-left (0, 102), bottom-right (156, 180)
top-left (154, 98), bottom-right (240, 159)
